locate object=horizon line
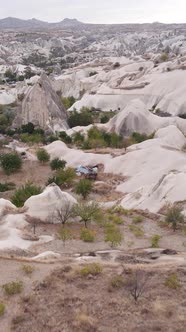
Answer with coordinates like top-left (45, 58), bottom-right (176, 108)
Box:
top-left (0, 16), bottom-right (186, 25)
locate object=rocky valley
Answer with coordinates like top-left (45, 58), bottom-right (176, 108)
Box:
top-left (0, 17), bottom-right (186, 332)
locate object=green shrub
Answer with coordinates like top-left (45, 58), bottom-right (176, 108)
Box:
top-left (132, 216), bottom-right (144, 224)
top-left (165, 205), bottom-right (184, 231)
top-left (20, 133), bottom-right (43, 144)
top-left (11, 182), bottom-right (42, 207)
top-left (104, 223), bottom-right (123, 247)
top-left (1, 152), bottom-right (22, 175)
top-left (0, 303), bottom-right (5, 316)
top-left (72, 132), bottom-right (85, 145)
top-left (80, 228), bottom-right (95, 242)
top-left (2, 281), bottom-right (23, 295)
top-left (80, 263), bottom-right (102, 277)
top-left (131, 132), bottom-right (154, 144)
top-left (21, 122), bottom-right (35, 134)
top-left (48, 167), bottom-right (76, 187)
top-left (129, 224), bottom-right (144, 237)
top-left (0, 182), bottom-right (15, 192)
top-left (21, 265), bottom-right (34, 275)
top-left (50, 158), bottom-right (66, 171)
top-left (62, 96), bottom-right (76, 109)
top-left (68, 108), bottom-right (93, 128)
top-left (107, 214), bottom-right (124, 225)
top-left (75, 179), bottom-right (93, 199)
top-left (165, 274), bottom-right (180, 289)
top-left (58, 227), bottom-right (72, 246)
top-left (151, 234), bottom-right (161, 248)
top-left (36, 148), bottom-right (50, 163)
top-left (59, 131), bottom-right (72, 144)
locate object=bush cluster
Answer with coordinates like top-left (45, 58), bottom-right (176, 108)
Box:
top-left (48, 167), bottom-right (76, 187)
top-left (1, 152), bottom-right (22, 175)
top-left (11, 182), bottom-right (42, 207)
top-left (80, 228), bottom-right (95, 242)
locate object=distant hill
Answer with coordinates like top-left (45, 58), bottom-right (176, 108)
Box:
top-left (0, 17), bottom-right (84, 29)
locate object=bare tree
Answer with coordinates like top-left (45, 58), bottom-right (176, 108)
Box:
top-left (53, 199), bottom-right (75, 226)
top-left (127, 269), bottom-right (150, 302)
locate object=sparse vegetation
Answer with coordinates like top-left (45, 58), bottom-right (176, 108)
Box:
top-left (62, 96), bottom-right (76, 109)
top-left (160, 53), bottom-right (169, 62)
top-left (75, 179), bottom-right (93, 199)
top-left (36, 148), bottom-right (50, 163)
top-left (0, 182), bottom-right (15, 192)
top-left (165, 205), bottom-right (184, 231)
top-left (59, 131), bottom-right (72, 144)
top-left (109, 275), bottom-right (125, 289)
top-left (127, 270), bottom-right (150, 302)
top-left (73, 202), bottom-right (101, 228)
top-left (48, 167), bottom-right (76, 187)
top-left (104, 223), bottom-right (123, 247)
top-left (21, 265), bottom-right (34, 275)
top-left (58, 227), bottom-right (72, 246)
top-left (68, 108), bottom-right (93, 128)
top-left (53, 200), bottom-right (75, 225)
top-left (11, 182), bottom-right (42, 207)
top-left (50, 158), bottom-right (66, 171)
top-left (1, 152), bottom-right (22, 175)
top-left (129, 224), bottom-right (144, 237)
top-left (151, 234), bottom-right (161, 248)
top-left (80, 263), bottom-right (102, 277)
top-left (132, 215), bottom-right (144, 224)
top-left (80, 228), bottom-right (95, 242)
top-left (165, 274), bottom-right (180, 289)
top-left (2, 281), bottom-right (23, 295)
top-left (0, 303), bottom-right (5, 316)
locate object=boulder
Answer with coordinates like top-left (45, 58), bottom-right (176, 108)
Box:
top-left (24, 184), bottom-right (77, 222)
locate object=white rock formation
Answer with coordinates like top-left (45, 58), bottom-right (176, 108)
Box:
top-left (107, 99), bottom-right (186, 136)
top-left (45, 140), bottom-right (112, 166)
top-left (24, 184), bottom-right (77, 222)
top-left (15, 73), bottom-right (68, 132)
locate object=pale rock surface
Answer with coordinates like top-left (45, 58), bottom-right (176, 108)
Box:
top-left (31, 251), bottom-right (61, 261)
top-left (0, 199), bottom-right (16, 218)
top-left (14, 73), bottom-right (68, 132)
top-left (45, 140), bottom-right (112, 166)
top-left (104, 125), bottom-right (186, 212)
top-left (24, 184), bottom-right (77, 222)
top-left (107, 99), bottom-right (186, 136)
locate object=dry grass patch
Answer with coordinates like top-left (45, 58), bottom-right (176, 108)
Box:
top-left (80, 263), bottom-right (103, 277)
top-left (21, 264), bottom-right (34, 275)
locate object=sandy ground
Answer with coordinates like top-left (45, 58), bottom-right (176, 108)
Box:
top-left (9, 261), bottom-right (186, 332)
top-left (0, 258), bottom-right (61, 332)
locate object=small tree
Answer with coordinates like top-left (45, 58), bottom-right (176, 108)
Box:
top-left (1, 152), bottom-right (22, 175)
top-left (75, 179), bottom-right (93, 200)
top-left (50, 158), bottom-right (66, 171)
top-left (53, 199), bottom-right (75, 226)
top-left (36, 148), bottom-right (50, 163)
top-left (165, 205), bottom-right (184, 232)
top-left (73, 202), bottom-right (101, 228)
top-left (58, 227), bottom-right (72, 247)
top-left (104, 224), bottom-right (123, 248)
top-left (127, 270), bottom-right (150, 302)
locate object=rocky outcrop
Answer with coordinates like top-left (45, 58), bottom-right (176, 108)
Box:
top-left (15, 73), bottom-right (68, 132)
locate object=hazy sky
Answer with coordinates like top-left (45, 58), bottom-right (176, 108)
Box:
top-left (0, 0), bottom-right (186, 24)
